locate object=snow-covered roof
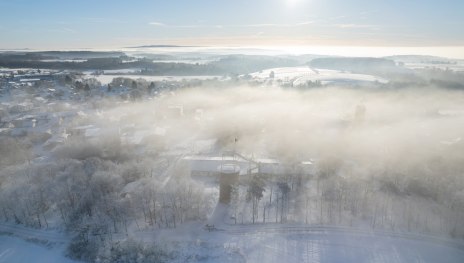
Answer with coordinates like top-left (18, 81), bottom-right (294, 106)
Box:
top-left (19, 78), bottom-right (41, 82)
top-left (73, 125), bottom-right (94, 130)
top-left (184, 154), bottom-right (314, 175)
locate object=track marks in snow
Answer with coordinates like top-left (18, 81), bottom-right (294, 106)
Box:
top-left (0, 249), bottom-right (14, 262)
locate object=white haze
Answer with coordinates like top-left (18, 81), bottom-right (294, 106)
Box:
top-left (2, 83), bottom-right (464, 261)
top-left (104, 85), bottom-right (464, 169)
top-left (93, 85), bottom-right (464, 234)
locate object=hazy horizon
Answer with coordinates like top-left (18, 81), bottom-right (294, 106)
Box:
top-left (1, 0), bottom-right (464, 58)
top-left (2, 45), bottom-right (464, 60)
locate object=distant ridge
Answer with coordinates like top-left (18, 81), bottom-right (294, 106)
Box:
top-left (125, 45), bottom-right (201, 48)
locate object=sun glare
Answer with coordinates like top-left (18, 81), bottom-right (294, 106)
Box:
top-left (286, 0), bottom-right (304, 7)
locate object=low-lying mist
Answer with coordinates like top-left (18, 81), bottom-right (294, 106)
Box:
top-left (96, 85), bottom-right (464, 231)
top-left (106, 85), bottom-right (464, 169)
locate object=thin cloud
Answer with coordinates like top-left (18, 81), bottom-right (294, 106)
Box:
top-left (149, 22), bottom-right (166, 26)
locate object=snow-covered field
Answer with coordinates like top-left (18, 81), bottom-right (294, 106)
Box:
top-left (101, 69), bottom-right (142, 74)
top-left (86, 74), bottom-right (222, 84)
top-left (249, 67), bottom-right (388, 86)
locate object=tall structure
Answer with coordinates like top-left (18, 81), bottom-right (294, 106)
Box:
top-left (218, 163), bottom-right (240, 204)
top-left (218, 151), bottom-right (240, 204)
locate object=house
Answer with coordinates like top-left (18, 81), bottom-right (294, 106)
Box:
top-left (183, 152), bottom-right (314, 177)
top-left (12, 115), bottom-right (36, 128)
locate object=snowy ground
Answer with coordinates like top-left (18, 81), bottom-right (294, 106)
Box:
top-left (221, 225), bottom-right (464, 263)
top-left (121, 222), bottom-right (464, 263)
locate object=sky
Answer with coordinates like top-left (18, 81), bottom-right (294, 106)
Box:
top-left (0, 0), bottom-right (464, 54)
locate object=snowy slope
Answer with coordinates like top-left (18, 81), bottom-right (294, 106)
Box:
top-left (0, 223), bottom-right (78, 263)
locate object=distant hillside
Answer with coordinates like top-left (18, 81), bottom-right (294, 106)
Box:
top-left (0, 53), bottom-right (300, 75)
top-left (0, 51), bottom-right (126, 60)
top-left (33, 51), bottom-right (125, 59)
top-left (211, 55), bottom-right (299, 74)
top-left (384, 55), bottom-right (455, 63)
